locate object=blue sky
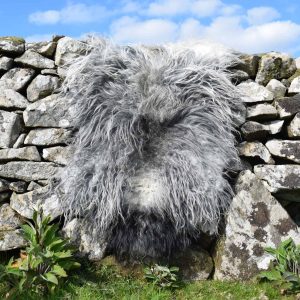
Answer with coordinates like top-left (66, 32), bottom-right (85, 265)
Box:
top-left (2, 0), bottom-right (300, 56)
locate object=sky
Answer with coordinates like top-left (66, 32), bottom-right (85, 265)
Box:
top-left (2, 0), bottom-right (300, 56)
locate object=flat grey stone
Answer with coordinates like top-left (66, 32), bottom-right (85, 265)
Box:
top-left (62, 218), bottom-right (107, 261)
top-left (9, 181), bottom-right (27, 193)
top-left (10, 186), bottom-right (61, 220)
top-left (264, 120), bottom-right (284, 135)
top-left (37, 179), bottom-right (49, 186)
top-left (266, 79), bottom-right (286, 98)
top-left (0, 89), bottom-right (29, 109)
top-left (0, 37), bottom-right (25, 55)
top-left (238, 81), bottom-right (274, 103)
top-left (15, 50), bottom-right (55, 69)
top-left (254, 164), bottom-right (300, 201)
top-left (281, 79), bottom-right (291, 88)
top-left (0, 229), bottom-right (26, 251)
top-left (288, 76), bottom-right (300, 94)
top-left (27, 75), bottom-right (60, 102)
top-left (0, 110), bottom-right (23, 148)
top-left (241, 120), bottom-right (284, 141)
top-left (24, 128), bottom-right (71, 146)
top-left (23, 94), bottom-right (72, 128)
top-left (57, 67), bottom-right (67, 78)
top-left (256, 52), bottom-right (297, 86)
top-left (0, 68), bottom-right (35, 91)
top-left (238, 54), bottom-right (260, 78)
top-left (42, 146), bottom-right (71, 165)
top-left (232, 70), bottom-right (249, 84)
top-left (214, 171), bottom-right (300, 280)
top-left (0, 161), bottom-right (60, 181)
top-left (41, 69), bottom-right (58, 76)
top-left (26, 41), bottom-right (57, 58)
top-left (0, 146), bottom-right (41, 162)
top-left (0, 203), bottom-right (23, 230)
top-left (55, 37), bottom-right (90, 66)
top-left (12, 133), bottom-right (26, 148)
top-left (265, 139), bottom-right (300, 163)
top-left (0, 178), bottom-right (9, 192)
top-left (288, 112), bottom-right (300, 138)
top-left (238, 141), bottom-right (274, 164)
top-left (27, 181), bottom-right (42, 191)
top-left (275, 94), bottom-right (300, 118)
top-left (170, 248), bottom-right (214, 281)
top-left (0, 56), bottom-right (13, 71)
top-left (246, 103), bottom-right (277, 121)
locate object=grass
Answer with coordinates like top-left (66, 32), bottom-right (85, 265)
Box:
top-left (0, 257), bottom-right (296, 300)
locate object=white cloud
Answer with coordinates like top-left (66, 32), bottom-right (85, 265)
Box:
top-left (179, 18), bottom-right (204, 40)
top-left (241, 21), bottom-right (300, 52)
top-left (147, 0), bottom-right (190, 16)
top-left (29, 11), bottom-right (60, 25)
top-left (29, 3), bottom-right (109, 25)
top-left (247, 6), bottom-right (280, 25)
top-left (110, 16), bottom-right (178, 44)
top-left (193, 0), bottom-right (223, 17)
top-left (26, 34), bottom-right (54, 42)
top-left (179, 16), bottom-right (300, 54)
top-left (146, 0), bottom-right (223, 17)
top-left (27, 1), bottom-right (300, 56)
top-left (220, 4), bottom-right (241, 16)
top-left (121, 1), bottom-right (142, 13)
top-left (111, 2), bottom-right (300, 55)
top-left (110, 13), bottom-right (300, 55)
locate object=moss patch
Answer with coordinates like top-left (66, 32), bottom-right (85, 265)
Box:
top-left (0, 36), bottom-right (25, 45)
top-left (288, 68), bottom-right (300, 83)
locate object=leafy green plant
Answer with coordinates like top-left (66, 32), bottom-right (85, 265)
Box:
top-left (0, 208), bottom-right (80, 298)
top-left (144, 264), bottom-right (180, 289)
top-left (258, 238), bottom-right (300, 294)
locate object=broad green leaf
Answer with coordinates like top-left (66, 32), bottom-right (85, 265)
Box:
top-left (283, 271), bottom-right (300, 282)
top-left (48, 238), bottom-right (65, 249)
top-left (58, 260), bottom-right (80, 270)
top-left (18, 277), bottom-right (26, 292)
top-left (6, 267), bottom-right (23, 277)
top-left (30, 257), bottom-right (43, 269)
top-left (44, 250), bottom-right (54, 258)
top-left (21, 223), bottom-right (37, 244)
top-left (258, 270), bottom-right (282, 281)
top-left (44, 272), bottom-right (58, 285)
top-left (169, 267), bottom-right (179, 272)
top-left (281, 238), bottom-right (294, 249)
top-left (42, 223), bottom-right (59, 246)
top-left (264, 247), bottom-right (277, 257)
top-left (54, 251), bottom-right (73, 259)
top-left (32, 210), bottom-right (38, 226)
top-left (52, 264), bottom-right (67, 277)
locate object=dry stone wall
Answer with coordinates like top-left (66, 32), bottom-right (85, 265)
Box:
top-left (0, 36), bottom-right (299, 280)
top-left (215, 52), bottom-right (300, 280)
top-left (0, 36), bottom-right (80, 250)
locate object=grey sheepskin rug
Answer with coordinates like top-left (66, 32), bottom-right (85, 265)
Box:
top-left (57, 37), bottom-right (245, 261)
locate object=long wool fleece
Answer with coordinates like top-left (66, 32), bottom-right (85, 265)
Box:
top-left (57, 37), bottom-right (245, 261)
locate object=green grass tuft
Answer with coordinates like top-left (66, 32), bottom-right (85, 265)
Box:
top-left (0, 258), bottom-right (296, 299)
